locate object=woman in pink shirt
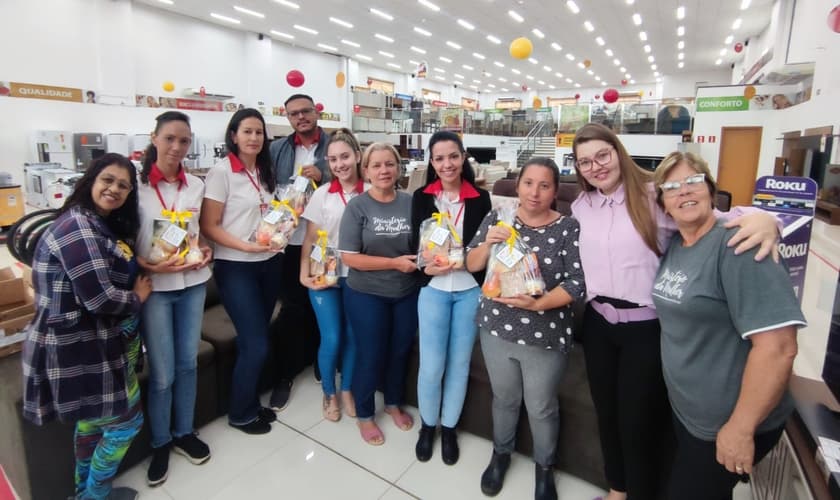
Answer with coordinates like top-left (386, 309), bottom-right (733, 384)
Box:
top-left (570, 123), bottom-right (778, 500)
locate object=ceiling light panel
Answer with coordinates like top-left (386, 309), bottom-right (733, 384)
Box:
top-left (457, 19), bottom-right (475, 30)
top-left (375, 33), bottom-right (394, 43)
top-left (583, 21), bottom-right (594, 32)
top-left (566, 1), bottom-right (580, 14)
top-left (210, 13), bottom-right (240, 24)
top-left (369, 7), bottom-right (393, 21)
top-left (293, 24), bottom-right (317, 35)
top-left (508, 10), bottom-right (524, 22)
top-left (234, 6), bottom-right (264, 18)
top-left (632, 13), bottom-right (642, 25)
top-left (446, 41), bottom-right (462, 50)
top-left (532, 29), bottom-right (545, 38)
top-left (329, 16), bottom-right (353, 28)
top-left (274, 0), bottom-right (299, 9)
top-left (414, 27), bottom-right (432, 36)
top-left (486, 35), bottom-right (501, 44)
top-left (418, 0), bottom-right (440, 12)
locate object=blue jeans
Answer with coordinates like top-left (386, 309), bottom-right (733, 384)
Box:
top-left (141, 282), bottom-right (207, 448)
top-left (417, 285), bottom-right (480, 427)
top-left (214, 255), bottom-right (283, 425)
top-left (343, 286), bottom-right (418, 420)
top-left (309, 278), bottom-right (355, 396)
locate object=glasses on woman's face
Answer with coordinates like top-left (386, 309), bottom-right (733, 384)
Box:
top-left (575, 147), bottom-right (613, 172)
top-left (97, 175), bottom-right (133, 192)
top-left (659, 173), bottom-right (706, 197)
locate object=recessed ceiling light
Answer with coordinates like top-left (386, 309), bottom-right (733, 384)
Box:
top-left (494, 61), bottom-right (505, 67)
top-left (575, 83), bottom-right (582, 88)
top-left (676, 6), bottom-right (685, 19)
top-left (463, 64), bottom-right (474, 70)
top-left (508, 10), bottom-right (524, 22)
top-left (414, 27), bottom-right (432, 36)
top-left (644, 45), bottom-right (651, 53)
top-left (454, 73), bottom-right (465, 79)
top-left (720, 48), bottom-right (728, 56)
top-left (317, 43), bottom-right (337, 51)
top-left (411, 46), bottom-right (426, 54)
top-left (594, 75), bottom-right (600, 81)
top-left (625, 73), bottom-right (631, 78)
top-left (469, 85), bottom-right (478, 90)
top-left (639, 31), bottom-right (647, 41)
top-left (626, 0), bottom-right (634, 4)
top-left (512, 68), bottom-right (521, 74)
top-left (487, 83), bottom-right (496, 88)
top-left (647, 55), bottom-right (655, 62)
top-left (234, 6), bottom-right (264, 18)
top-left (678, 52), bottom-right (684, 60)
top-left (732, 18), bottom-right (742, 29)
top-left (418, 0), bottom-right (440, 12)
top-left (566, 77), bottom-right (574, 83)
top-left (543, 65), bottom-right (552, 71)
top-left (632, 13), bottom-right (642, 25)
top-left (566, 1), bottom-right (580, 14)
top-left (595, 37), bottom-right (605, 46)
top-left (293, 24), bottom-right (318, 35)
top-left (654, 71), bottom-right (660, 76)
top-left (651, 64), bottom-right (657, 70)
top-left (538, 80), bottom-right (546, 85)
top-left (620, 67), bottom-right (626, 73)
top-left (577, 62), bottom-right (585, 69)
top-left (274, 0), bottom-right (300, 9)
top-left (356, 54), bottom-right (372, 61)
top-left (551, 42), bottom-right (562, 51)
top-left (211, 13), bottom-right (240, 24)
top-left (369, 8), bottom-right (393, 21)
top-left (678, 62), bottom-right (684, 68)
top-left (740, 0), bottom-right (751, 9)
top-left (528, 58), bottom-right (538, 64)
top-left (499, 77), bottom-right (507, 82)
top-left (724, 35), bottom-right (734, 44)
top-left (613, 59), bottom-right (621, 66)
top-left (549, 85), bottom-right (556, 89)
top-left (457, 19), bottom-right (475, 30)
top-left (157, 0), bottom-right (173, 5)
top-left (605, 49), bottom-right (614, 56)
top-left (473, 52), bottom-right (486, 59)
top-left (379, 50), bottom-right (395, 58)
top-left (329, 16), bottom-right (353, 28)
top-left (715, 58), bottom-right (722, 65)
top-left (435, 75), bottom-right (445, 81)
top-left (678, 40), bottom-right (685, 49)
top-left (454, 80), bottom-right (463, 85)
top-left (501, 88), bottom-right (509, 92)
top-left (434, 67), bottom-right (445, 73)
top-left (270, 30), bottom-right (294, 39)
top-left (375, 33), bottom-right (394, 43)
top-left (439, 56), bottom-right (452, 63)
top-left (532, 29), bottom-right (545, 38)
top-left (584, 21), bottom-right (595, 32)
top-left (630, 79), bottom-right (636, 84)
top-left (566, 53), bottom-right (575, 61)
top-left (511, 81), bottom-right (519, 86)
top-left (555, 72), bottom-right (563, 78)
top-left (656, 77), bottom-right (662, 82)
top-left (677, 26), bottom-right (685, 36)
top-left (446, 41), bottom-right (462, 50)
top-left (586, 69), bottom-right (593, 75)
top-left (526, 75), bottom-right (534, 80)
top-left (387, 63), bottom-right (402, 69)
top-left (472, 79), bottom-right (481, 83)
top-left (410, 60), bottom-right (420, 65)
top-left (341, 39), bottom-right (360, 48)
top-left (483, 71), bottom-right (493, 77)
top-left (486, 35), bottom-right (501, 44)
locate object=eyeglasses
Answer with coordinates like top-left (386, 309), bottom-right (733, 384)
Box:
top-left (288, 108), bottom-right (315, 118)
top-left (575, 147), bottom-right (613, 172)
top-left (97, 175), bottom-right (133, 192)
top-left (659, 173), bottom-right (706, 197)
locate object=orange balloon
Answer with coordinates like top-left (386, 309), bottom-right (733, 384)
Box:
top-left (744, 85), bottom-right (756, 99)
top-left (583, 59), bottom-right (592, 68)
top-left (336, 72), bottom-right (346, 88)
top-left (532, 97), bottom-right (543, 109)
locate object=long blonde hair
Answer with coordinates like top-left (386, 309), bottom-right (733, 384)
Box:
top-left (572, 123), bottom-right (660, 256)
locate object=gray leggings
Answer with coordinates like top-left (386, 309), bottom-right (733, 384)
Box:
top-left (479, 328), bottom-right (567, 466)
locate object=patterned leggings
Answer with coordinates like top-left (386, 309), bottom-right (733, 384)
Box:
top-left (73, 332), bottom-right (143, 500)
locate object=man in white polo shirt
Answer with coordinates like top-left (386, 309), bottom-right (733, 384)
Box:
top-left (268, 94), bottom-right (331, 411)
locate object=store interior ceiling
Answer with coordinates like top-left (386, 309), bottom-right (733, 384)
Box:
top-left (139, 0), bottom-right (774, 92)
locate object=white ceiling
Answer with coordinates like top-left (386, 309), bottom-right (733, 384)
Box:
top-left (139, 0), bottom-right (775, 92)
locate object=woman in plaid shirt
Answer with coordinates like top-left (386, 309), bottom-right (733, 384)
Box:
top-left (21, 153), bottom-right (152, 500)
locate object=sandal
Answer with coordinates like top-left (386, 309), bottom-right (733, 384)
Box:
top-left (358, 420), bottom-right (385, 446)
top-left (340, 391), bottom-right (356, 418)
top-left (384, 407), bottom-right (414, 431)
top-left (322, 395), bottom-right (340, 422)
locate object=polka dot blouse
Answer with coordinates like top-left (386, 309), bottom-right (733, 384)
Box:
top-left (466, 211), bottom-right (586, 352)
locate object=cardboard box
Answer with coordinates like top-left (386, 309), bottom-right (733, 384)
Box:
top-left (0, 265), bottom-right (34, 357)
top-left (0, 266), bottom-right (26, 307)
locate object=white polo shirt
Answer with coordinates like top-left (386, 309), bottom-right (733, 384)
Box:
top-left (204, 154), bottom-right (275, 262)
top-left (137, 165), bottom-right (212, 292)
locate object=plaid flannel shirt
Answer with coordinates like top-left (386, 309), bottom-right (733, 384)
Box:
top-left (21, 206), bottom-right (141, 425)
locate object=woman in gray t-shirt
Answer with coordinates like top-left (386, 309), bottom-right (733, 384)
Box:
top-left (465, 157), bottom-right (586, 499)
top-left (339, 143), bottom-right (420, 446)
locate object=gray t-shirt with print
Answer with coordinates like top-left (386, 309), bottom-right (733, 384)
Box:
top-left (652, 222), bottom-right (806, 441)
top-left (339, 191), bottom-right (418, 298)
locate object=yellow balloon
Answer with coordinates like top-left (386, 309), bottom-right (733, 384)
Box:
top-left (532, 97), bottom-right (543, 109)
top-left (509, 37), bottom-right (533, 60)
top-left (336, 72), bottom-right (346, 88)
top-left (744, 85), bottom-right (756, 99)
top-left (638, 90), bottom-right (645, 97)
top-left (162, 81), bottom-right (175, 93)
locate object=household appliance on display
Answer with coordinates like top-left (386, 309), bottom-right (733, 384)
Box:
top-left (23, 163), bottom-right (82, 209)
top-left (73, 133), bottom-right (105, 171)
top-left (182, 133), bottom-right (201, 170)
top-left (105, 134), bottom-right (130, 156)
top-left (33, 130), bottom-right (74, 171)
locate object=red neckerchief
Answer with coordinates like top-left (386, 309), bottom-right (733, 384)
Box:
top-left (293, 128), bottom-right (321, 147)
top-left (148, 163), bottom-right (187, 210)
top-left (422, 179), bottom-right (480, 199)
top-left (328, 178), bottom-right (364, 206)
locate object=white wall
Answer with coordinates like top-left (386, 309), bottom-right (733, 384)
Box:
top-left (662, 70), bottom-right (731, 99)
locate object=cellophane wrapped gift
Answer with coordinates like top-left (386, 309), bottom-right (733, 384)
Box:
top-left (417, 195), bottom-right (464, 269)
top-left (481, 201), bottom-right (546, 298)
top-left (254, 195), bottom-right (298, 251)
top-left (148, 209), bottom-right (193, 264)
top-left (288, 167), bottom-right (316, 217)
top-left (309, 229), bottom-right (340, 287)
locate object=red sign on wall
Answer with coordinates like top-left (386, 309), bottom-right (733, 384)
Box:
top-left (709, 136), bottom-right (717, 143)
top-left (697, 135), bottom-right (705, 143)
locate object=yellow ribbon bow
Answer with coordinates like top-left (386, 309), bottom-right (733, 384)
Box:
top-left (316, 229), bottom-right (329, 256)
top-left (277, 199), bottom-right (299, 224)
top-left (298, 167), bottom-right (318, 190)
top-left (495, 221), bottom-right (519, 250)
top-left (161, 209), bottom-right (193, 227)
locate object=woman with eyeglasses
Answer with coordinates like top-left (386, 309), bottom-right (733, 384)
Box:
top-left (651, 152), bottom-right (804, 500)
top-left (571, 123), bottom-right (779, 500)
top-left (22, 153), bottom-right (152, 500)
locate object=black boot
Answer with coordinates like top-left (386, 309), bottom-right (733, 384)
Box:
top-left (440, 425), bottom-right (459, 465)
top-left (480, 450), bottom-right (511, 497)
top-left (415, 423), bottom-right (435, 462)
top-left (534, 463), bottom-right (557, 500)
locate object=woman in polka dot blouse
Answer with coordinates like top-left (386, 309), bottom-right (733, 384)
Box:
top-left (465, 157), bottom-right (586, 500)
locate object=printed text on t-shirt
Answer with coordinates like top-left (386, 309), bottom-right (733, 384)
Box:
top-left (653, 267), bottom-right (688, 303)
top-left (372, 216), bottom-right (410, 235)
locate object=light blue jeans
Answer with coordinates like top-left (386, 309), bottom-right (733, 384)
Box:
top-left (141, 282), bottom-right (207, 448)
top-left (417, 285), bottom-right (481, 428)
top-left (309, 278), bottom-right (355, 396)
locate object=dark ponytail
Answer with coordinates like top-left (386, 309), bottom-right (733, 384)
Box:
top-left (141, 111), bottom-right (191, 184)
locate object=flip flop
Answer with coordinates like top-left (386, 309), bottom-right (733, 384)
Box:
top-left (323, 395), bottom-right (340, 422)
top-left (358, 421), bottom-right (385, 446)
top-left (385, 408), bottom-right (414, 431)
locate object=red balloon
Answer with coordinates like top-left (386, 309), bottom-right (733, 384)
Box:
top-left (621, 79), bottom-right (628, 86)
top-left (353, 104), bottom-right (361, 113)
top-left (574, 93), bottom-right (581, 100)
top-left (521, 85), bottom-right (528, 91)
top-left (734, 42), bottom-right (743, 53)
top-left (594, 94), bottom-right (601, 100)
top-left (286, 70), bottom-right (305, 88)
top-left (315, 102), bottom-right (324, 112)
top-left (199, 86), bottom-right (206, 97)
top-left (603, 88), bottom-right (619, 103)
top-left (829, 5), bottom-right (840, 33)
